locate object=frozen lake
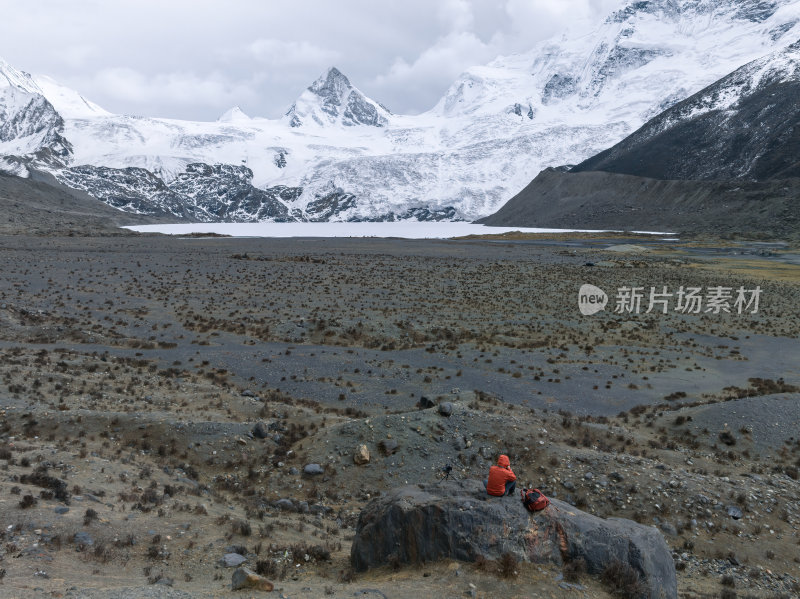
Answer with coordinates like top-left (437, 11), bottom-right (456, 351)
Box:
top-left (124, 222), bottom-right (670, 239)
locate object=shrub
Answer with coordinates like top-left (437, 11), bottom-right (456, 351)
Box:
top-left (19, 494), bottom-right (37, 509)
top-left (601, 559), bottom-right (646, 598)
top-left (498, 552), bottom-right (517, 578)
top-left (563, 557), bottom-right (587, 582)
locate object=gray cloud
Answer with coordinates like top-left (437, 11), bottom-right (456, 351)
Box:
top-left (0, 0), bottom-right (622, 120)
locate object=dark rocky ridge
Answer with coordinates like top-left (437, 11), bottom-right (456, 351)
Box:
top-left (476, 168), bottom-right (799, 237)
top-left (571, 38), bottom-right (800, 181)
top-left (573, 80), bottom-right (800, 181)
top-left (0, 169), bottom-right (163, 235)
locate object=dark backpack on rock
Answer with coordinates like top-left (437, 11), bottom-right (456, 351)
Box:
top-left (521, 488), bottom-right (549, 512)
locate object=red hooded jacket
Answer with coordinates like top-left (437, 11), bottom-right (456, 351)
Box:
top-left (487, 454), bottom-right (516, 496)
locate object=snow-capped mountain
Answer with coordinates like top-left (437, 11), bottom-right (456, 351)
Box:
top-left (479, 38), bottom-right (800, 235)
top-left (285, 67), bottom-right (391, 128)
top-left (2, 0), bottom-right (800, 222)
top-left (574, 38), bottom-right (800, 180)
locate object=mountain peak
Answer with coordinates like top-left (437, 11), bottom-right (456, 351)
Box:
top-left (309, 67), bottom-right (351, 97)
top-left (218, 105), bottom-right (250, 122)
top-left (285, 67), bottom-right (390, 128)
top-left (0, 56), bottom-right (40, 94)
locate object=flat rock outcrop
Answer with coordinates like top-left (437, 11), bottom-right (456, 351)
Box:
top-left (351, 480), bottom-right (676, 599)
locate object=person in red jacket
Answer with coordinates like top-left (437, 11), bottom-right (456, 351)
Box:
top-left (484, 454), bottom-right (517, 496)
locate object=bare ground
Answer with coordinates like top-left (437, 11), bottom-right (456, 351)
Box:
top-left (0, 232), bottom-right (798, 598)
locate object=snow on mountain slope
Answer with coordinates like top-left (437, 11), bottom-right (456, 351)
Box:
top-left (0, 58), bottom-right (72, 164)
top-left (573, 38), bottom-right (800, 180)
top-left (1, 0), bottom-right (800, 222)
top-left (32, 75), bottom-right (111, 119)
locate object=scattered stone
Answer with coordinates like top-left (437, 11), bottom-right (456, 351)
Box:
top-left (304, 463), bottom-right (324, 475)
top-left (73, 532), bottom-right (94, 548)
top-left (727, 506), bottom-right (743, 520)
top-left (231, 567), bottom-right (274, 592)
top-left (274, 499), bottom-right (295, 512)
top-left (252, 422), bottom-right (269, 439)
top-left (354, 444), bottom-right (370, 465)
top-left (438, 402), bottom-right (453, 417)
top-left (378, 439), bottom-right (399, 455)
top-left (417, 396), bottom-right (435, 409)
top-left (660, 521), bottom-right (678, 537)
top-left (54, 506), bottom-right (69, 515)
top-left (220, 552), bottom-right (247, 568)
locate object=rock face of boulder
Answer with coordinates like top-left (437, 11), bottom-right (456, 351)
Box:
top-left (351, 480), bottom-right (676, 599)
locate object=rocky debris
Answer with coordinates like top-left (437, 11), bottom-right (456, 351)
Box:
top-left (727, 505), bottom-right (743, 520)
top-left (378, 438), bottom-right (399, 455)
top-left (304, 463), bottom-right (324, 476)
top-left (274, 498), bottom-right (296, 512)
top-left (351, 480), bottom-right (677, 599)
top-left (417, 396), bottom-right (435, 409)
top-left (252, 421), bottom-right (269, 439)
top-left (73, 531), bottom-right (94, 548)
top-left (438, 402), bottom-right (453, 417)
top-left (220, 553), bottom-right (247, 568)
top-left (353, 444), bottom-right (370, 465)
top-left (231, 567), bottom-right (274, 592)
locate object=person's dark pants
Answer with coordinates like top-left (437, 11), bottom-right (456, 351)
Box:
top-left (484, 479), bottom-right (516, 496)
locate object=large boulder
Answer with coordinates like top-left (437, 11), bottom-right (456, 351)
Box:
top-left (351, 480), bottom-right (676, 599)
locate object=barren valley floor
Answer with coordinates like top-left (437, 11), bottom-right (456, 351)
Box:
top-left (0, 233), bottom-right (798, 598)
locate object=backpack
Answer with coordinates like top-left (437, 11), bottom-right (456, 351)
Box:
top-left (521, 488), bottom-right (549, 512)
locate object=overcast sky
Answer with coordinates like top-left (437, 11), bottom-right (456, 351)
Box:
top-left (0, 0), bottom-right (621, 121)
